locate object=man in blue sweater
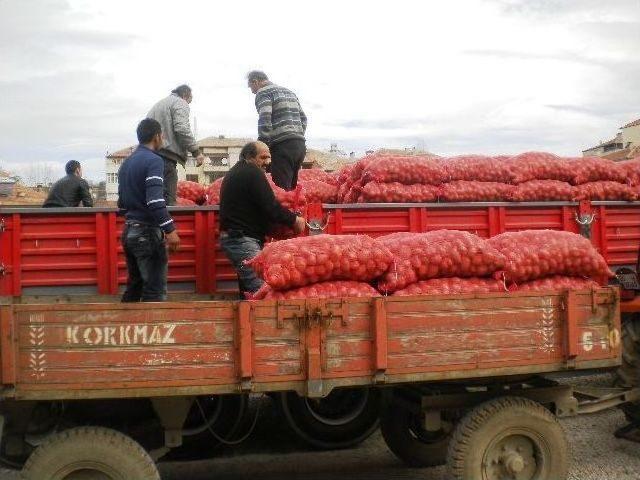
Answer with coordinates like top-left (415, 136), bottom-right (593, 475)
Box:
top-left (118, 118), bottom-right (180, 302)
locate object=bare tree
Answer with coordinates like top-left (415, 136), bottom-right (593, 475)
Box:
top-left (24, 163), bottom-right (56, 186)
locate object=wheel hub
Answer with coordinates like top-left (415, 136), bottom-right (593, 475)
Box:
top-left (484, 434), bottom-right (538, 480)
top-left (503, 452), bottom-right (525, 475)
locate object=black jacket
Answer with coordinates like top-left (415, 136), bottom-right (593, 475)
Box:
top-left (220, 161), bottom-right (296, 241)
top-left (43, 175), bottom-right (93, 208)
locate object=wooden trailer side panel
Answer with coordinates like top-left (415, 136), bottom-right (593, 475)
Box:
top-left (0, 288), bottom-right (620, 400)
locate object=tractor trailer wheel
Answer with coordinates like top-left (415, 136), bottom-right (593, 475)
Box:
top-left (616, 315), bottom-right (640, 423)
top-left (380, 400), bottom-right (453, 467)
top-left (447, 396), bottom-right (568, 480)
top-left (277, 387), bottom-right (380, 449)
top-left (21, 426), bottom-right (159, 480)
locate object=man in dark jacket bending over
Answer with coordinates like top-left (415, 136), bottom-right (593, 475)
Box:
top-left (43, 160), bottom-right (93, 208)
top-left (220, 141), bottom-right (305, 296)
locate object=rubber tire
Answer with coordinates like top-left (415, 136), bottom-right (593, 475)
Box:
top-left (21, 426), bottom-right (159, 480)
top-left (615, 315), bottom-right (640, 423)
top-left (447, 396), bottom-right (569, 480)
top-left (380, 401), bottom-right (452, 467)
top-left (277, 387), bottom-right (381, 450)
top-left (164, 394), bottom-right (248, 460)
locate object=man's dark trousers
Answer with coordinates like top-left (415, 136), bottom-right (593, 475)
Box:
top-left (157, 149), bottom-right (180, 206)
top-left (121, 223), bottom-right (168, 302)
top-left (269, 138), bottom-right (306, 191)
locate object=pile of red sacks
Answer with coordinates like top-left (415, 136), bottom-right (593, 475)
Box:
top-left (334, 152), bottom-right (639, 204)
top-left (246, 234), bottom-right (393, 299)
top-left (243, 230), bottom-right (609, 300)
top-left (180, 151), bottom-right (640, 207)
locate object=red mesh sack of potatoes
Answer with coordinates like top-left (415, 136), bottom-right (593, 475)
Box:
top-left (393, 277), bottom-right (506, 296)
top-left (298, 168), bottom-right (337, 185)
top-left (516, 275), bottom-right (600, 291)
top-left (510, 180), bottom-right (574, 201)
top-left (177, 180), bottom-right (206, 205)
top-left (350, 156), bottom-right (377, 181)
top-left (357, 182), bottom-right (440, 203)
top-left (262, 281), bottom-right (379, 300)
top-left (204, 177), bottom-right (224, 205)
top-left (342, 180), bottom-right (365, 203)
top-left (362, 155), bottom-right (447, 185)
top-left (176, 197), bottom-right (196, 206)
top-left (444, 155), bottom-right (515, 183)
top-left (440, 181), bottom-right (514, 202)
top-left (247, 234), bottom-right (394, 290)
top-left (487, 230), bottom-right (613, 283)
top-left (618, 158), bottom-right (640, 186)
top-left (337, 181), bottom-right (352, 202)
top-left (509, 152), bottom-right (574, 183)
top-left (265, 177), bottom-right (307, 210)
top-left (567, 157), bottom-right (627, 185)
top-left (378, 230), bottom-right (507, 292)
top-left (300, 180), bottom-right (339, 203)
top-left (572, 181), bottom-right (639, 201)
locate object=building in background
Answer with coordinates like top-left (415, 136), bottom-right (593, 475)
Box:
top-left (104, 136), bottom-right (250, 202)
top-left (583, 118), bottom-right (640, 161)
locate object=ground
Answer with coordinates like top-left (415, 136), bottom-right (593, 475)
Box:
top-left (2, 374), bottom-right (639, 479)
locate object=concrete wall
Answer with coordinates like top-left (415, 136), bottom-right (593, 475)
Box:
top-left (622, 124), bottom-right (640, 147)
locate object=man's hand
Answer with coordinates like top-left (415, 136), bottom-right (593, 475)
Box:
top-left (165, 231), bottom-right (181, 253)
top-left (293, 216), bottom-right (306, 234)
top-left (195, 154), bottom-right (207, 167)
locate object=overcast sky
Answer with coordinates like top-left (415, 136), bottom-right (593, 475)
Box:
top-left (1, 0), bottom-right (639, 182)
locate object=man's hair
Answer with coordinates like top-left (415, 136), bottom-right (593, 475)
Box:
top-left (137, 118), bottom-right (162, 144)
top-left (239, 142), bottom-right (259, 162)
top-left (246, 71), bottom-right (268, 83)
top-left (171, 84), bottom-right (192, 98)
top-left (65, 160), bottom-right (81, 175)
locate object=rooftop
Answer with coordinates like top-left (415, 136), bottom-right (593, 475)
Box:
top-left (622, 118), bottom-right (640, 129)
top-left (582, 133), bottom-right (624, 153)
top-left (198, 136), bottom-right (252, 148)
top-left (602, 145), bottom-right (640, 162)
top-left (106, 136), bottom-right (252, 159)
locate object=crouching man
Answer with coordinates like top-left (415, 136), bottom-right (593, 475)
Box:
top-left (219, 141), bottom-right (305, 296)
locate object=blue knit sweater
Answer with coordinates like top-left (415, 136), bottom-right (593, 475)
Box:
top-left (117, 145), bottom-right (175, 233)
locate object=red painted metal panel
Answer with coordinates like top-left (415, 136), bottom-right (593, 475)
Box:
top-left (600, 204), bottom-right (640, 267)
top-left (0, 214), bottom-right (14, 295)
top-left (2, 202), bottom-right (640, 297)
top-left (12, 214), bottom-right (21, 296)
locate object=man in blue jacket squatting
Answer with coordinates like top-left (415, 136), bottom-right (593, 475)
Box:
top-left (117, 118), bottom-right (181, 302)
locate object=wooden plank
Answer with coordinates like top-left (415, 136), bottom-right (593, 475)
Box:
top-left (18, 364), bottom-right (237, 384)
top-left (372, 297), bottom-right (387, 372)
top-left (0, 306), bottom-right (16, 384)
top-left (565, 291), bottom-right (580, 359)
top-left (238, 301), bottom-right (252, 381)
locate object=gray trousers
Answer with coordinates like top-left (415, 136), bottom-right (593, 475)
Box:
top-left (158, 149), bottom-right (181, 206)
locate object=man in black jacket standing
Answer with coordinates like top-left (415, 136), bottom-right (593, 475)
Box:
top-left (43, 160), bottom-right (93, 208)
top-left (247, 71), bottom-right (307, 191)
top-left (220, 141), bottom-right (305, 295)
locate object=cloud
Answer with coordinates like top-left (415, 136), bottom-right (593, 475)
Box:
top-left (1, 0), bottom-right (639, 183)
